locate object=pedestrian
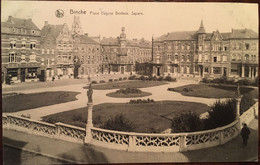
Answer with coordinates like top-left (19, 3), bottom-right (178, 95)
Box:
top-left (240, 123), bottom-right (250, 146)
top-left (52, 76), bottom-right (55, 81)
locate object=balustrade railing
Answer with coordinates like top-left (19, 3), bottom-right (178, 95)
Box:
top-left (2, 102), bottom-right (258, 152)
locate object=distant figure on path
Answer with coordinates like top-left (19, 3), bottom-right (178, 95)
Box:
top-left (240, 123), bottom-right (250, 146)
top-left (87, 83), bottom-right (93, 103)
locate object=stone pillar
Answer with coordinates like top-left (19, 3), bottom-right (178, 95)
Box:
top-left (256, 67), bottom-right (258, 77)
top-left (17, 68), bottom-right (21, 82)
top-left (221, 67), bottom-right (224, 76)
top-left (249, 66), bottom-right (251, 78)
top-left (236, 97), bottom-right (242, 120)
top-left (241, 65), bottom-right (245, 77)
top-left (85, 102), bottom-right (93, 144)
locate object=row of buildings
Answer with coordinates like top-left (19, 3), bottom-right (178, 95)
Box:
top-left (1, 16), bottom-right (258, 84)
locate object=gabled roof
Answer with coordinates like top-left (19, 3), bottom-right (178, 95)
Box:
top-left (2, 16), bottom-right (39, 30)
top-left (78, 35), bottom-right (98, 44)
top-left (230, 29), bottom-right (258, 39)
top-left (101, 37), bottom-right (119, 45)
top-left (155, 31), bottom-right (196, 41)
top-left (41, 24), bottom-right (64, 39)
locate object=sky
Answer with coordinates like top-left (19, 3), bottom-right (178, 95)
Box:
top-left (2, 1), bottom-right (258, 41)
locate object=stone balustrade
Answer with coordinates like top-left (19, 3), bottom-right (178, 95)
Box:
top-left (2, 114), bottom-right (85, 144)
top-left (2, 102), bottom-right (258, 152)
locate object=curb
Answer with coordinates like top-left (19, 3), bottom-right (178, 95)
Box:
top-left (3, 143), bottom-right (84, 164)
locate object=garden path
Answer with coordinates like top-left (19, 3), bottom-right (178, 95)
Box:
top-left (7, 79), bottom-right (226, 120)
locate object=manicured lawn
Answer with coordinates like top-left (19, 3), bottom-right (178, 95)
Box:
top-left (2, 91), bottom-right (80, 112)
top-left (106, 91), bottom-right (152, 98)
top-left (42, 101), bottom-right (210, 133)
top-left (83, 80), bottom-right (168, 90)
top-left (172, 84), bottom-right (256, 98)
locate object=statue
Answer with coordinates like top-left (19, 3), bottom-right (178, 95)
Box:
top-left (87, 83), bottom-right (93, 103)
top-left (236, 83), bottom-right (240, 97)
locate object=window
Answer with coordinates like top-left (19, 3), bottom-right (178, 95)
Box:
top-left (187, 45), bottom-right (190, 50)
top-left (237, 54), bottom-right (241, 61)
top-left (187, 55), bottom-right (190, 62)
top-left (224, 46), bottom-right (228, 51)
top-left (245, 54), bottom-right (249, 61)
top-left (167, 45), bottom-right (171, 50)
top-left (9, 53), bottom-right (16, 62)
top-left (232, 54), bottom-right (236, 61)
top-left (204, 55), bottom-right (208, 62)
top-left (213, 67), bottom-right (221, 74)
top-left (41, 49), bottom-right (44, 54)
top-left (223, 56), bottom-right (227, 62)
top-left (51, 58), bottom-right (54, 61)
top-left (47, 49), bottom-right (49, 54)
top-left (231, 64), bottom-right (238, 73)
top-left (199, 45), bottom-right (202, 51)
top-left (213, 57), bottom-right (217, 62)
top-left (12, 28), bottom-right (15, 33)
top-left (181, 55), bottom-right (185, 62)
top-left (52, 49), bottom-right (54, 54)
top-left (167, 54), bottom-right (171, 61)
top-left (21, 55), bottom-right (26, 62)
top-left (10, 41), bottom-right (16, 49)
top-left (156, 55), bottom-right (160, 63)
top-left (205, 67), bottom-right (209, 73)
top-left (245, 43), bottom-right (250, 50)
top-left (30, 43), bottom-right (36, 49)
top-left (29, 54), bottom-right (36, 62)
top-left (21, 42), bottom-right (26, 49)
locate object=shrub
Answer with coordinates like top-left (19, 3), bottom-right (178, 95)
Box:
top-left (102, 113), bottom-right (135, 132)
top-left (129, 98), bottom-right (155, 104)
top-left (108, 79), bottom-right (113, 82)
top-left (128, 75), bottom-right (136, 80)
top-left (91, 80), bottom-right (97, 84)
top-left (237, 79), bottom-right (255, 86)
top-left (164, 76), bottom-right (172, 82)
top-left (139, 75), bottom-right (146, 80)
top-left (240, 92), bottom-right (256, 115)
top-left (171, 112), bottom-right (202, 133)
top-left (204, 99), bottom-right (236, 129)
top-left (119, 78), bottom-right (122, 81)
top-left (201, 77), bottom-right (211, 83)
top-left (157, 76), bottom-right (164, 81)
top-left (183, 87), bottom-right (193, 92)
top-left (99, 80), bottom-right (105, 83)
top-left (116, 88), bottom-right (142, 94)
top-left (114, 79), bottom-right (118, 82)
top-left (123, 77), bottom-right (127, 80)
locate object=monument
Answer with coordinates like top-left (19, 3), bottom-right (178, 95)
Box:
top-left (85, 81), bottom-right (93, 144)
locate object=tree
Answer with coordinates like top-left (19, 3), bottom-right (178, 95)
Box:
top-left (73, 56), bottom-right (81, 78)
top-left (204, 99), bottom-right (236, 130)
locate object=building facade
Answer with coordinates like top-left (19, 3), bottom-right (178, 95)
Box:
top-left (1, 16), bottom-right (41, 83)
top-left (152, 21), bottom-right (258, 79)
top-left (100, 27), bottom-right (152, 74)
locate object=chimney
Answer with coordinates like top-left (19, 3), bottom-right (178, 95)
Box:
top-left (84, 33), bottom-right (88, 37)
top-left (8, 16), bottom-right (13, 23)
top-left (44, 21), bottom-right (48, 26)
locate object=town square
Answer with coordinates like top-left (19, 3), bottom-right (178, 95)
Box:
top-left (2, 1), bottom-right (259, 164)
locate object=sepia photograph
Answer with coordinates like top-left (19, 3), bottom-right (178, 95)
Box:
top-left (1, 0), bottom-right (259, 164)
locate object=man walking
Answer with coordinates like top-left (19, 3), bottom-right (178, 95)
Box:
top-left (241, 123), bottom-right (250, 146)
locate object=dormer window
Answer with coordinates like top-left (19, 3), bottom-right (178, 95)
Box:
top-left (12, 28), bottom-right (15, 33)
top-left (32, 30), bottom-right (35, 34)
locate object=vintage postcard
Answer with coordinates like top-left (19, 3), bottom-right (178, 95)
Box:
top-left (2, 0), bottom-right (258, 164)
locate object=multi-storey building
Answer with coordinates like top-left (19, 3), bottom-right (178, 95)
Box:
top-left (152, 21), bottom-right (258, 79)
top-left (40, 22), bottom-right (74, 79)
top-left (1, 16), bottom-right (41, 84)
top-left (73, 34), bottom-right (101, 76)
top-left (100, 27), bottom-right (152, 74)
